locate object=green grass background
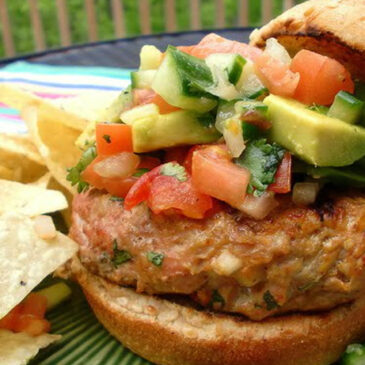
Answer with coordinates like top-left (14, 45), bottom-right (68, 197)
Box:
top-left (0, 0), bottom-right (304, 57)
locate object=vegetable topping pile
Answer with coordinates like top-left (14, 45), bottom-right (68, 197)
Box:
top-left (67, 33), bottom-right (365, 220)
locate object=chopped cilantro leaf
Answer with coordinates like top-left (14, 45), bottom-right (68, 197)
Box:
top-left (103, 134), bottom-right (111, 143)
top-left (110, 196), bottom-right (124, 202)
top-left (263, 290), bottom-right (279, 311)
top-left (235, 138), bottom-right (285, 197)
top-left (147, 251), bottom-right (164, 267)
top-left (66, 145), bottom-right (96, 193)
top-left (209, 290), bottom-right (225, 308)
top-left (133, 168), bottom-right (150, 177)
top-left (160, 162), bottom-right (187, 182)
top-left (112, 240), bottom-right (132, 267)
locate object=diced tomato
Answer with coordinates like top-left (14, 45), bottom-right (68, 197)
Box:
top-left (13, 315), bottom-right (50, 336)
top-left (0, 293), bottom-right (50, 336)
top-left (124, 165), bottom-right (162, 209)
top-left (290, 49), bottom-right (354, 105)
top-left (255, 53), bottom-right (299, 98)
top-left (96, 123), bottom-right (133, 155)
top-left (268, 152), bottom-right (292, 194)
top-left (82, 155), bottom-right (138, 197)
top-left (133, 89), bottom-right (180, 114)
top-left (184, 145), bottom-right (227, 173)
top-left (192, 146), bottom-right (250, 209)
top-left (0, 305), bottom-right (22, 331)
top-left (22, 293), bottom-right (47, 319)
top-left (139, 156), bottom-right (161, 170)
top-left (148, 175), bottom-right (213, 219)
top-left (164, 146), bottom-right (190, 165)
top-left (178, 33), bottom-right (262, 62)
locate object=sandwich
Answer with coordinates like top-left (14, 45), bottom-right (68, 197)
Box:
top-left (67, 1), bottom-right (365, 364)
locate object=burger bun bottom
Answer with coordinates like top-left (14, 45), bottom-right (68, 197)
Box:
top-left (71, 257), bottom-right (365, 365)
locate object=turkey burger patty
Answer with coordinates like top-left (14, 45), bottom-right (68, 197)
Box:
top-left (70, 188), bottom-right (365, 321)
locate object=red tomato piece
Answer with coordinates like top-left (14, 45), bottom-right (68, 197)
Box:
top-left (255, 53), bottom-right (299, 98)
top-left (124, 165), bottom-right (162, 209)
top-left (184, 145), bottom-right (227, 173)
top-left (133, 89), bottom-right (180, 114)
top-left (192, 146), bottom-right (250, 209)
top-left (13, 315), bottom-right (51, 336)
top-left (139, 156), bottom-right (161, 170)
top-left (290, 49), bottom-right (354, 105)
top-left (82, 156), bottom-right (138, 198)
top-left (148, 175), bottom-right (213, 219)
top-left (164, 146), bottom-right (190, 165)
top-left (268, 152), bottom-right (292, 194)
top-left (96, 123), bottom-right (133, 155)
top-left (22, 293), bottom-right (47, 319)
top-left (0, 305), bottom-right (22, 331)
top-left (178, 33), bottom-right (262, 62)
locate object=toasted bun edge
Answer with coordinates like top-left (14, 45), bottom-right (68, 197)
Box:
top-left (71, 257), bottom-right (365, 365)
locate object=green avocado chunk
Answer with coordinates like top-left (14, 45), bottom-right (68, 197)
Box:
top-left (264, 95), bottom-right (365, 167)
top-left (132, 110), bottom-right (221, 152)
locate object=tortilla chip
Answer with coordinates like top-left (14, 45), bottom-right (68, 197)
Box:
top-left (28, 172), bottom-right (52, 189)
top-left (0, 179), bottom-right (68, 217)
top-left (0, 212), bottom-right (78, 318)
top-left (47, 177), bottom-right (73, 228)
top-left (0, 329), bottom-right (61, 365)
top-left (22, 105), bottom-right (82, 195)
top-left (0, 84), bottom-right (87, 132)
top-left (0, 133), bottom-right (47, 183)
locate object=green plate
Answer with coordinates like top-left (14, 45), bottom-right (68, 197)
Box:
top-left (29, 279), bottom-right (153, 365)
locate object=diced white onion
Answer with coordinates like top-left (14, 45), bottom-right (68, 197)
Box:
top-left (223, 118), bottom-right (245, 158)
top-left (34, 215), bottom-right (57, 240)
top-left (292, 182), bottom-right (320, 206)
top-left (212, 250), bottom-right (243, 276)
top-left (93, 152), bottom-right (140, 179)
top-left (264, 38), bottom-right (292, 65)
top-left (239, 191), bottom-right (278, 220)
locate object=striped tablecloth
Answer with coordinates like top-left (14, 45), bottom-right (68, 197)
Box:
top-left (0, 61), bottom-right (133, 134)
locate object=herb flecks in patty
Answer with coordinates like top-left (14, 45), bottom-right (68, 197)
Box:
top-left (263, 290), bottom-right (279, 311)
top-left (112, 239), bottom-right (132, 267)
top-left (110, 196), bottom-right (124, 203)
top-left (209, 290), bottom-right (225, 309)
top-left (147, 251), bottom-right (164, 267)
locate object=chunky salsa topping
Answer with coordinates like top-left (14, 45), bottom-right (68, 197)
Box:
top-left (67, 33), bottom-right (365, 220)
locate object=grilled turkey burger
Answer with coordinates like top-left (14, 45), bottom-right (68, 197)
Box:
top-left (68, 1), bottom-right (365, 364)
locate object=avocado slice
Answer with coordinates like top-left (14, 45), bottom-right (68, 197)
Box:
top-left (132, 110), bottom-right (221, 152)
top-left (264, 95), bottom-right (365, 167)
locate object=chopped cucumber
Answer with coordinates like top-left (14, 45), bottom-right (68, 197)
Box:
top-left (131, 70), bottom-right (156, 89)
top-left (205, 53), bottom-right (246, 100)
top-left (327, 90), bottom-right (364, 124)
top-left (236, 60), bottom-right (268, 99)
top-left (36, 282), bottom-right (72, 311)
top-left (235, 100), bottom-right (268, 122)
top-left (132, 110), bottom-right (220, 152)
top-left (341, 344), bottom-right (365, 365)
top-left (121, 103), bottom-right (159, 125)
top-left (152, 46), bottom-right (217, 113)
top-left (139, 45), bottom-right (162, 70)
